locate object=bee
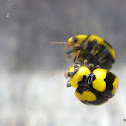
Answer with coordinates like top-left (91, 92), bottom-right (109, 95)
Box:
top-left (51, 34), bottom-right (115, 70)
top-left (65, 60), bottom-right (118, 105)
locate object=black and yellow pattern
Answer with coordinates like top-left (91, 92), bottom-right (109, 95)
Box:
top-left (65, 63), bottom-right (118, 105)
top-left (66, 35), bottom-right (115, 70)
top-left (51, 34), bottom-right (118, 105)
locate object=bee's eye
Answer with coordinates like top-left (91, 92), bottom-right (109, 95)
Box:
top-left (73, 37), bottom-right (78, 43)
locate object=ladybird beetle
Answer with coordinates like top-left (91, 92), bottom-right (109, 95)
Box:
top-left (65, 60), bottom-right (118, 105)
top-left (65, 34), bottom-right (115, 70)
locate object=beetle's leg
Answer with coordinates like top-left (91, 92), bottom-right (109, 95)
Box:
top-left (73, 56), bottom-right (78, 62)
top-left (73, 50), bottom-right (80, 64)
top-left (98, 48), bottom-right (109, 63)
top-left (80, 35), bottom-right (98, 55)
top-left (66, 79), bottom-right (71, 87)
top-left (73, 51), bottom-right (81, 63)
top-left (83, 60), bottom-right (94, 70)
top-left (81, 34), bottom-right (91, 49)
top-left (65, 49), bottom-right (78, 60)
top-left (86, 39), bottom-right (98, 55)
top-left (84, 60), bottom-right (88, 66)
top-left (66, 49), bottom-right (78, 54)
top-left (91, 41), bottom-right (99, 55)
top-left (65, 54), bottom-right (72, 60)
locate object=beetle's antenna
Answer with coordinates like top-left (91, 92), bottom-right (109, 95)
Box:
top-left (50, 42), bottom-right (67, 44)
top-left (51, 72), bottom-right (64, 76)
top-left (50, 42), bottom-right (68, 50)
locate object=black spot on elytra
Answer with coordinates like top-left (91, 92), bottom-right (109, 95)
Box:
top-left (104, 71), bottom-right (116, 96)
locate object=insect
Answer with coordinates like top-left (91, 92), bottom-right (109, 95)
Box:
top-left (64, 60), bottom-right (118, 105)
top-left (51, 34), bottom-right (116, 70)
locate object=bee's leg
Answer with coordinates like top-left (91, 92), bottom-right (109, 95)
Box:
top-left (98, 48), bottom-right (109, 63)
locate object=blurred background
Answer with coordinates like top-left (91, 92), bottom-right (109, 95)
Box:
top-left (0, 0), bottom-right (126, 126)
